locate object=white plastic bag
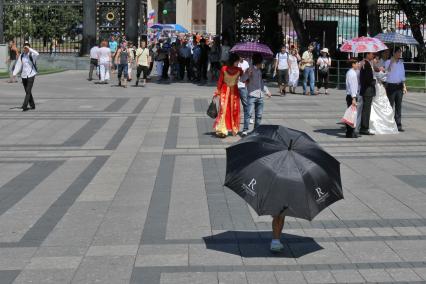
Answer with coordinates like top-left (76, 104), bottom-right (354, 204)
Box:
top-left (341, 105), bottom-right (357, 128)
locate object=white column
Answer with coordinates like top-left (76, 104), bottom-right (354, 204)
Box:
top-left (176, 0), bottom-right (191, 29)
top-left (148, 0), bottom-right (158, 23)
top-left (187, 0), bottom-right (193, 32)
top-left (206, 0), bottom-right (216, 34)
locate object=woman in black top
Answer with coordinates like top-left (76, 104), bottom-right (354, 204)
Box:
top-left (7, 40), bottom-right (19, 83)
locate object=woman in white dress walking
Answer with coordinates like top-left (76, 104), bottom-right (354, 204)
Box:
top-left (288, 48), bottom-right (301, 94)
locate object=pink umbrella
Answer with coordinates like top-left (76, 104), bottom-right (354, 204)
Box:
top-left (340, 36), bottom-right (388, 53)
top-left (230, 42), bottom-right (273, 58)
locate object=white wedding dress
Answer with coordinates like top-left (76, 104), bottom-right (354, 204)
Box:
top-left (356, 72), bottom-right (398, 135)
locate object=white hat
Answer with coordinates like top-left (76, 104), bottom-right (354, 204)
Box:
top-left (321, 48), bottom-right (329, 54)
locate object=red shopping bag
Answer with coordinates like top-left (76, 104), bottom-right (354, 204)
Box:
top-left (341, 105), bottom-right (357, 128)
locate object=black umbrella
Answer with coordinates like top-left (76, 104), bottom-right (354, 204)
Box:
top-left (224, 125), bottom-right (343, 221)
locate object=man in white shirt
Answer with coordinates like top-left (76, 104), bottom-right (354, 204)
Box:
top-left (88, 44), bottom-right (99, 81)
top-left (345, 59), bottom-right (360, 138)
top-left (274, 46), bottom-right (289, 96)
top-left (13, 43), bottom-right (39, 111)
top-left (385, 47), bottom-right (407, 132)
top-left (238, 57), bottom-right (250, 134)
top-left (135, 40), bottom-right (150, 87)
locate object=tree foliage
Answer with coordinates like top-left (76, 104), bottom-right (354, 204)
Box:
top-left (4, 4), bottom-right (82, 42)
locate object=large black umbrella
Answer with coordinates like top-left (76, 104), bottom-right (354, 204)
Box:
top-left (224, 125), bottom-right (343, 221)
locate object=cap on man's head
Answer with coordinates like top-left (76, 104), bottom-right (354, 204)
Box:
top-left (23, 42), bottom-right (31, 48)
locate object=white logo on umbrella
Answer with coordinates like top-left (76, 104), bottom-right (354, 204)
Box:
top-left (242, 178), bottom-right (257, 197)
top-left (315, 187), bottom-right (329, 203)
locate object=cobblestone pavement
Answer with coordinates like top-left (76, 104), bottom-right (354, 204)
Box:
top-left (1, 71), bottom-right (426, 283)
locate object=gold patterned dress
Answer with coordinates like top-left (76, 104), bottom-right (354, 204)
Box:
top-left (213, 66), bottom-right (242, 137)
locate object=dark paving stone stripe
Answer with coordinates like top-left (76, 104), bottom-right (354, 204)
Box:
top-left (0, 161), bottom-right (64, 216)
top-left (133, 261), bottom-right (426, 274)
top-left (172, 97), bottom-right (181, 114)
top-left (132, 97), bottom-right (149, 114)
top-left (0, 270), bottom-right (21, 284)
top-left (130, 268), bottom-right (160, 284)
top-left (202, 158), bottom-right (234, 230)
top-left (396, 175), bottom-right (426, 188)
top-left (140, 155), bottom-right (175, 244)
top-left (103, 98), bottom-right (130, 112)
top-left (104, 117), bottom-right (136, 150)
top-left (205, 157), bottom-right (257, 231)
top-left (62, 118), bottom-right (109, 147)
top-left (0, 156), bottom-right (108, 248)
top-left (164, 117), bottom-right (179, 149)
top-left (194, 98), bottom-right (209, 113)
top-left (196, 117), bottom-right (222, 146)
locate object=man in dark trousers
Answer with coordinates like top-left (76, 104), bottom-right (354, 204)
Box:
top-left (359, 52), bottom-right (376, 135)
top-left (198, 38), bottom-right (210, 82)
top-left (13, 42), bottom-right (39, 112)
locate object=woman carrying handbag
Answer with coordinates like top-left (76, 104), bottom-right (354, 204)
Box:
top-left (212, 53), bottom-right (243, 138)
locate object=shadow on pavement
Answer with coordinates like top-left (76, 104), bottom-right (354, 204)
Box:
top-left (314, 127), bottom-right (347, 138)
top-left (203, 231), bottom-right (323, 258)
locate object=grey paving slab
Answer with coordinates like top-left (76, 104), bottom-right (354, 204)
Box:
top-left (104, 116), bottom-right (136, 150)
top-left (16, 157), bottom-right (107, 247)
top-left (246, 271), bottom-right (278, 284)
top-left (0, 270), bottom-right (20, 284)
top-left (1, 71), bottom-right (426, 283)
top-left (12, 269), bottom-right (76, 284)
top-left (0, 161), bottom-right (62, 216)
top-left (166, 156), bottom-right (211, 240)
top-left (62, 118), bottom-right (108, 147)
top-left (103, 98), bottom-right (130, 112)
top-left (71, 256), bottom-right (134, 284)
top-left (160, 272), bottom-right (218, 284)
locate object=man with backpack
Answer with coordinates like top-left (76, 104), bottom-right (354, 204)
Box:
top-left (13, 42), bottom-right (39, 111)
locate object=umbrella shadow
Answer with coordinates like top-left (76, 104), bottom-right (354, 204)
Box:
top-left (203, 231), bottom-right (323, 258)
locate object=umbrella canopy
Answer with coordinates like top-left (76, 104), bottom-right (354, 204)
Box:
top-left (230, 42), bottom-right (273, 58)
top-left (150, 24), bottom-right (164, 30)
top-left (374, 32), bottom-right (419, 45)
top-left (340, 36), bottom-right (388, 53)
top-left (162, 24), bottom-right (189, 33)
top-left (225, 125), bottom-right (343, 221)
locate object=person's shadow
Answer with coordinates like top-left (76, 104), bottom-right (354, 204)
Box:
top-left (313, 125), bottom-right (347, 138)
top-left (203, 231), bottom-right (323, 258)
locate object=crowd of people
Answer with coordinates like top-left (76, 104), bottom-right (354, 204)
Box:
top-left (87, 33), bottom-right (232, 87)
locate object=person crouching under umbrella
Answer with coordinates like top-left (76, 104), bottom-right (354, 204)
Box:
top-left (271, 214), bottom-right (285, 252)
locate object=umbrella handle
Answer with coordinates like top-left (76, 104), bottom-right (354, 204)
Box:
top-left (288, 139), bottom-right (293, 151)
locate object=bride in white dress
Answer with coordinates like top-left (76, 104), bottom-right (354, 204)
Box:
top-left (356, 70), bottom-right (398, 135)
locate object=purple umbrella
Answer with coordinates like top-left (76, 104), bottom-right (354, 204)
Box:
top-left (230, 42), bottom-right (274, 58)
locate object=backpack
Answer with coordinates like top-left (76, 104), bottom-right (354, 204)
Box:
top-left (20, 53), bottom-right (38, 73)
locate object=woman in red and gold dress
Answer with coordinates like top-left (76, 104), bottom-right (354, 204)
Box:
top-left (213, 53), bottom-right (243, 137)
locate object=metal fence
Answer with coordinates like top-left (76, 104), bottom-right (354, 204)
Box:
top-left (3, 0), bottom-right (83, 54)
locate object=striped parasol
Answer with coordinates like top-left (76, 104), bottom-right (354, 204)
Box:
top-left (340, 36), bottom-right (388, 53)
top-left (375, 32), bottom-right (419, 45)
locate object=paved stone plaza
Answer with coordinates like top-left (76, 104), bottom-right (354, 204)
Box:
top-left (0, 71), bottom-right (426, 283)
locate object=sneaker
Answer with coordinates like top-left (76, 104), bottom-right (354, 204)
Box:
top-left (270, 241), bottom-right (284, 253)
top-left (250, 119), bottom-right (254, 124)
top-left (241, 131), bottom-right (248, 137)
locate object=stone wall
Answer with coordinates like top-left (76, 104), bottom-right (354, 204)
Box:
top-left (37, 55), bottom-right (90, 70)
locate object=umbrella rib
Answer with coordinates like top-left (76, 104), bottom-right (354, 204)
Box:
top-left (290, 152), bottom-right (312, 221)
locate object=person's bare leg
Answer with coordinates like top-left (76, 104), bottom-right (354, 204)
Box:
top-left (272, 215), bottom-right (285, 240)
